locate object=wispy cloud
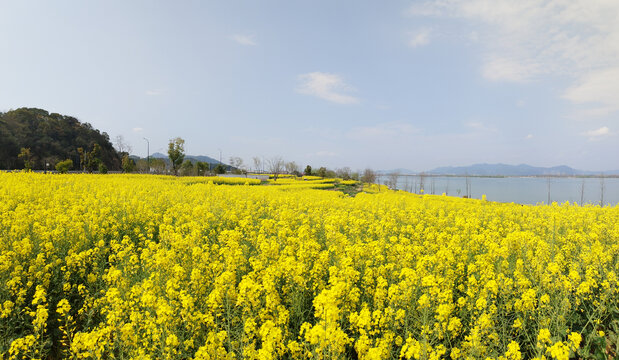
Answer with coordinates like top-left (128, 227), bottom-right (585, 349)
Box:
top-left (133, 127), bottom-right (143, 133)
top-left (145, 89), bottom-right (164, 96)
top-left (230, 34), bottom-right (257, 46)
top-left (296, 72), bottom-right (360, 105)
top-left (408, 0), bottom-right (619, 115)
top-left (482, 57), bottom-right (539, 82)
top-left (583, 126), bottom-right (612, 141)
top-left (563, 67), bottom-right (619, 115)
top-left (465, 121), bottom-right (497, 133)
top-left (408, 28), bottom-right (431, 48)
top-left (348, 122), bottom-right (418, 140)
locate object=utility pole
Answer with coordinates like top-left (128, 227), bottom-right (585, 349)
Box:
top-left (143, 137), bottom-right (150, 173)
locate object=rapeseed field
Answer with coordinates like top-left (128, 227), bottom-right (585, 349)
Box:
top-left (1, 173), bottom-right (618, 359)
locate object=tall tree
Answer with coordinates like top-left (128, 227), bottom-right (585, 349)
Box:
top-left (168, 137), bottom-right (185, 176)
top-left (268, 156), bottom-right (284, 180)
top-left (18, 148), bottom-right (33, 170)
top-left (86, 144), bottom-right (102, 173)
top-left (114, 135), bottom-right (132, 155)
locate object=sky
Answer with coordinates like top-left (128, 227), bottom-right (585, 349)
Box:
top-left (1, 0), bottom-right (618, 172)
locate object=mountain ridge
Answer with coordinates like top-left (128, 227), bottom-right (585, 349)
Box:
top-left (380, 163), bottom-right (619, 176)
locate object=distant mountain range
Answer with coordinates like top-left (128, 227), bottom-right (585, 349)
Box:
top-left (381, 163), bottom-right (619, 176)
top-left (150, 152), bottom-right (221, 165)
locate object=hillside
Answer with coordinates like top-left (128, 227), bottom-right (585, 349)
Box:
top-left (0, 108), bottom-right (120, 170)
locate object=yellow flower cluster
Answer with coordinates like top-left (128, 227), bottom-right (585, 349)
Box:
top-left (1, 172), bottom-right (618, 359)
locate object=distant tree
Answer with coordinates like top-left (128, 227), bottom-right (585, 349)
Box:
top-left (98, 163), bottom-right (108, 174)
top-left (284, 161), bottom-right (299, 175)
top-left (114, 135), bottom-right (132, 155)
top-left (336, 167), bottom-right (352, 180)
top-left (18, 147), bottom-right (33, 170)
top-left (351, 172), bottom-right (360, 181)
top-left (386, 171), bottom-right (400, 189)
top-left (325, 169), bottom-right (336, 178)
top-left (579, 178), bottom-right (585, 205)
top-left (168, 137), bottom-right (185, 176)
top-left (196, 162), bottom-right (209, 176)
top-left (180, 159), bottom-right (195, 176)
top-left (229, 156), bottom-right (245, 174)
top-left (77, 147), bottom-right (86, 172)
top-left (86, 144), bottom-right (102, 173)
top-left (55, 159), bottom-right (73, 174)
top-left (419, 172), bottom-right (427, 194)
top-left (316, 167), bottom-right (327, 178)
top-left (153, 158), bottom-right (166, 174)
top-left (268, 156), bottom-right (285, 180)
top-left (214, 163), bottom-right (226, 174)
top-left (121, 154), bottom-right (136, 173)
top-left (304, 165), bottom-right (312, 176)
top-left (600, 175), bottom-right (606, 206)
top-left (361, 168), bottom-right (377, 184)
top-left (253, 157), bottom-right (262, 173)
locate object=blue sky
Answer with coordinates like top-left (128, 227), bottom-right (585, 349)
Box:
top-left (1, 1), bottom-right (618, 171)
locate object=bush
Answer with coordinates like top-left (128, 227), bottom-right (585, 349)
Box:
top-left (98, 163), bottom-right (108, 174)
top-left (55, 159), bottom-right (73, 174)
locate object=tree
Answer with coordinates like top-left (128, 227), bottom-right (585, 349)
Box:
top-left (253, 157), bottom-right (262, 173)
top-left (214, 163), bottom-right (226, 174)
top-left (336, 167), bottom-right (351, 180)
top-left (268, 156), bottom-right (285, 180)
top-left (180, 159), bottom-right (195, 176)
top-left (18, 147), bottom-right (33, 170)
top-left (55, 159), bottom-right (73, 174)
top-left (77, 147), bottom-right (86, 172)
top-left (316, 167), bottom-right (327, 178)
top-left (285, 161), bottom-right (299, 175)
top-left (98, 163), bottom-right (108, 174)
top-left (168, 137), bottom-right (185, 176)
top-left (121, 154), bottom-right (136, 173)
top-left (304, 165), bottom-right (312, 176)
top-left (386, 171), bottom-right (400, 189)
top-left (86, 144), bottom-right (102, 173)
top-left (114, 135), bottom-right (132, 155)
top-left (361, 168), bottom-right (377, 184)
top-left (229, 156), bottom-right (245, 174)
top-left (196, 162), bottom-right (209, 176)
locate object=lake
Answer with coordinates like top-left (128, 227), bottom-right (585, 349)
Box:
top-left (378, 175), bottom-right (619, 206)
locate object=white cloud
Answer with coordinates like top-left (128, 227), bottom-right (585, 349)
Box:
top-left (296, 72), bottom-right (360, 105)
top-left (145, 89), bottom-right (163, 96)
top-left (230, 34), bottom-right (257, 46)
top-left (525, 134), bottom-right (534, 139)
top-left (408, 28), bottom-right (431, 48)
top-left (482, 57), bottom-right (539, 82)
top-left (563, 67), bottom-right (619, 113)
top-left (465, 121), bottom-right (496, 132)
top-left (408, 0), bottom-right (619, 114)
top-left (348, 122), bottom-right (418, 140)
top-left (132, 127), bottom-right (143, 133)
top-left (583, 126), bottom-right (611, 140)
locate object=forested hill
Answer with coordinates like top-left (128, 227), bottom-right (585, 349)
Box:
top-left (0, 108), bottom-right (120, 170)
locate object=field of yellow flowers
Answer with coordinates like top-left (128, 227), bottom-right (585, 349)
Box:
top-left (1, 172), bottom-right (618, 359)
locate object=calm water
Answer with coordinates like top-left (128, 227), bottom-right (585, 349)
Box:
top-left (379, 175), bottom-right (619, 206)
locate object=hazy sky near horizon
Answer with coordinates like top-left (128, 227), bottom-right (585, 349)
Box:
top-left (1, 1), bottom-right (618, 171)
